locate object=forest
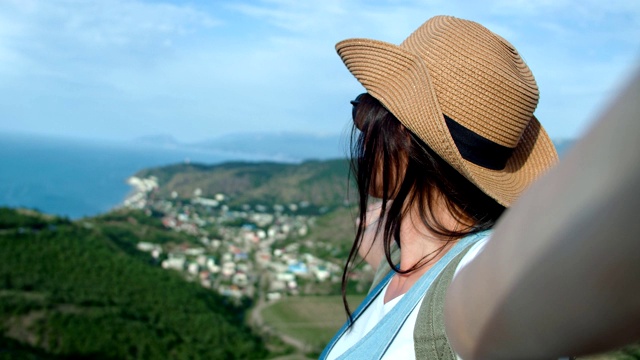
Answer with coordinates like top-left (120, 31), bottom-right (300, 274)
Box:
top-left (0, 208), bottom-right (266, 359)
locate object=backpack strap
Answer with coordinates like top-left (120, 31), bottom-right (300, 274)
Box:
top-left (332, 233), bottom-right (487, 360)
top-left (413, 244), bottom-right (476, 360)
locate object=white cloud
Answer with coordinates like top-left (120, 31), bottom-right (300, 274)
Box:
top-left (0, 0), bottom-right (638, 141)
top-left (0, 0), bottom-right (220, 79)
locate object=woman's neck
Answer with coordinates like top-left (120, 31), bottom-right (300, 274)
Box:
top-left (383, 201), bottom-right (464, 303)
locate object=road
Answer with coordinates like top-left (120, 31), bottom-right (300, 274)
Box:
top-left (248, 273), bottom-right (311, 358)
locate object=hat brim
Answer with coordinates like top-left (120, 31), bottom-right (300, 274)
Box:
top-left (336, 38), bottom-right (558, 206)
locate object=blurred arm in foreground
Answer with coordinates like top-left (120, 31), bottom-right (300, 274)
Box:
top-left (445, 69), bottom-right (640, 359)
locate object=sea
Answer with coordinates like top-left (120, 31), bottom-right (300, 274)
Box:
top-left (1, 132), bottom-right (575, 220)
top-left (0, 133), bottom-right (276, 219)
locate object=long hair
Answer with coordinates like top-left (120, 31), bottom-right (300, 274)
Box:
top-left (341, 93), bottom-right (505, 322)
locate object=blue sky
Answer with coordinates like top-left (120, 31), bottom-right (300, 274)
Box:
top-left (0, 0), bottom-right (638, 143)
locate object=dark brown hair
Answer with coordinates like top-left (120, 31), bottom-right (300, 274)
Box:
top-left (342, 93), bottom-right (505, 322)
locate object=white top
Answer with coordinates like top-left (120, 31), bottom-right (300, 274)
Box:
top-left (327, 237), bottom-right (489, 360)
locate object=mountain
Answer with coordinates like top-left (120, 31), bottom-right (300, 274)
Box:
top-left (194, 132), bottom-right (347, 162)
top-left (132, 136), bottom-right (575, 206)
top-left (135, 158), bottom-right (354, 209)
top-left (134, 134), bottom-right (181, 147)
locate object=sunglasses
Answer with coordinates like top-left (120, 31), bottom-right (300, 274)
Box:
top-left (350, 93), bottom-right (367, 128)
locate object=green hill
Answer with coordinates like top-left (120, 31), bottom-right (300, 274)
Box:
top-left (135, 159), bottom-right (354, 209)
top-left (0, 208), bottom-right (266, 359)
top-left (0, 159), bottom-right (361, 359)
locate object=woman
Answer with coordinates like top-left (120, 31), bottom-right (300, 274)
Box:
top-left (321, 15), bottom-right (640, 359)
top-left (321, 15), bottom-right (558, 359)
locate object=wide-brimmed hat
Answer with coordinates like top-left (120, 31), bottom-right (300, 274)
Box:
top-left (336, 15), bottom-right (558, 206)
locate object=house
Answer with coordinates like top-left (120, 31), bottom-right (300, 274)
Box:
top-left (187, 262), bottom-right (199, 275)
top-left (288, 262), bottom-right (308, 275)
top-left (221, 261), bottom-right (236, 277)
top-left (313, 265), bottom-right (331, 282)
top-left (276, 272), bottom-right (295, 282)
top-left (206, 258), bottom-right (220, 273)
top-left (162, 254), bottom-right (186, 271)
top-left (137, 242), bottom-right (159, 252)
top-left (232, 272), bottom-right (249, 287)
top-left (269, 280), bottom-right (287, 292)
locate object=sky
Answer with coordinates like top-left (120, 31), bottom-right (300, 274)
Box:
top-left (0, 0), bottom-right (638, 143)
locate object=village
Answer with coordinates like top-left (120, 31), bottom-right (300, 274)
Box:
top-left (123, 175), bottom-right (349, 303)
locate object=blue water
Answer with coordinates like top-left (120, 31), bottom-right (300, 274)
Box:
top-left (0, 133), bottom-right (259, 219)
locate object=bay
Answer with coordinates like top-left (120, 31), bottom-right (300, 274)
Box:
top-left (0, 133), bottom-right (271, 219)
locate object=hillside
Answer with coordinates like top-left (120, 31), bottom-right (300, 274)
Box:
top-left (0, 208), bottom-right (266, 359)
top-left (0, 158), bottom-right (366, 359)
top-left (132, 139), bottom-right (576, 211)
top-left (135, 159), bottom-right (354, 209)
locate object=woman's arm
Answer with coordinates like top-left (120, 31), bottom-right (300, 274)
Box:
top-left (445, 69), bottom-right (640, 359)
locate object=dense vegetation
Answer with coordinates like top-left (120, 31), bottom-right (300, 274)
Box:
top-left (0, 208), bottom-right (266, 359)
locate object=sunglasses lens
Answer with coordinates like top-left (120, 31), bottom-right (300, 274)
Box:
top-left (350, 101), bottom-right (358, 121)
top-left (350, 93), bottom-right (366, 128)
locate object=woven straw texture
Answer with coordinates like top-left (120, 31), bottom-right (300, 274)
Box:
top-left (336, 15), bottom-right (558, 206)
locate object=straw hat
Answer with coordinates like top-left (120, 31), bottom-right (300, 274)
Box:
top-left (336, 15), bottom-right (558, 207)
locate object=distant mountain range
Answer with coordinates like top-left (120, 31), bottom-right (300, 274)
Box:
top-left (135, 132), bottom-right (575, 163)
top-left (135, 132), bottom-right (349, 162)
